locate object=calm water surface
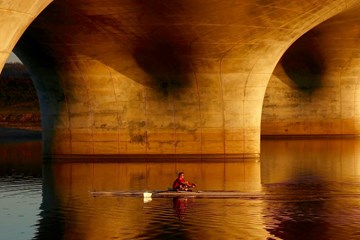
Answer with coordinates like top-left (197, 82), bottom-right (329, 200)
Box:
top-left (1, 138), bottom-right (360, 239)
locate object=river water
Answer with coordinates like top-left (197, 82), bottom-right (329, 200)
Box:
top-left (1, 138), bottom-right (360, 239)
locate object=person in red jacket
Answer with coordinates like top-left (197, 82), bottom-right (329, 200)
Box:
top-left (172, 172), bottom-right (196, 191)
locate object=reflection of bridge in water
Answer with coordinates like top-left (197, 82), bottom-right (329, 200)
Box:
top-left (1, 138), bottom-right (360, 239)
top-left (31, 138), bottom-right (360, 239)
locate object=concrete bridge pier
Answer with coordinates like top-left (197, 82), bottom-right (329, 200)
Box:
top-left (0, 0), bottom-right (360, 160)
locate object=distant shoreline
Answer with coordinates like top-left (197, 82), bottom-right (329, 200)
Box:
top-left (0, 127), bottom-right (41, 141)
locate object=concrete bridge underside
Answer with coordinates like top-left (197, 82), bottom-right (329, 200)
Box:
top-left (1, 0), bottom-right (360, 159)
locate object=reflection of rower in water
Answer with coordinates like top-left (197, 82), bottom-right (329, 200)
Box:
top-left (172, 172), bottom-right (196, 192)
top-left (173, 197), bottom-right (188, 220)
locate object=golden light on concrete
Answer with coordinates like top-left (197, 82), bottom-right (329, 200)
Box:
top-left (262, 4), bottom-right (360, 136)
top-left (1, 1), bottom-right (360, 158)
top-left (0, 0), bottom-right (51, 70)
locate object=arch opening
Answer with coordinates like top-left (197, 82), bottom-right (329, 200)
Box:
top-left (0, 58), bottom-right (41, 133)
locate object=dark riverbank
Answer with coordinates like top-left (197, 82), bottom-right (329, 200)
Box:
top-left (0, 63), bottom-right (41, 131)
top-left (0, 127), bottom-right (41, 142)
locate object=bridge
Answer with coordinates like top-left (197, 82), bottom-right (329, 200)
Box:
top-left (0, 0), bottom-right (360, 159)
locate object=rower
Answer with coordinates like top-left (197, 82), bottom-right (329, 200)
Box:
top-left (172, 172), bottom-right (196, 191)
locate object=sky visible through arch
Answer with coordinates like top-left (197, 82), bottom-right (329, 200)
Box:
top-left (6, 52), bottom-right (21, 63)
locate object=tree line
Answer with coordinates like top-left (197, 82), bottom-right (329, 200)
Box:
top-left (0, 63), bottom-right (39, 108)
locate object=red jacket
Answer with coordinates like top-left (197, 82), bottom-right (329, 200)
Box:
top-left (173, 177), bottom-right (187, 190)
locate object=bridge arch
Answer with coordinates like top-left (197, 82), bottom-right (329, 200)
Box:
top-left (0, 0), bottom-right (52, 70)
top-left (1, 0), bottom-right (359, 159)
top-left (262, 5), bottom-right (360, 136)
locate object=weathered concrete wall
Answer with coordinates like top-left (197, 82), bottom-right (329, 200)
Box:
top-left (0, 0), bottom-right (52, 71)
top-left (262, 5), bottom-right (360, 136)
top-left (1, 0), bottom-right (360, 158)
